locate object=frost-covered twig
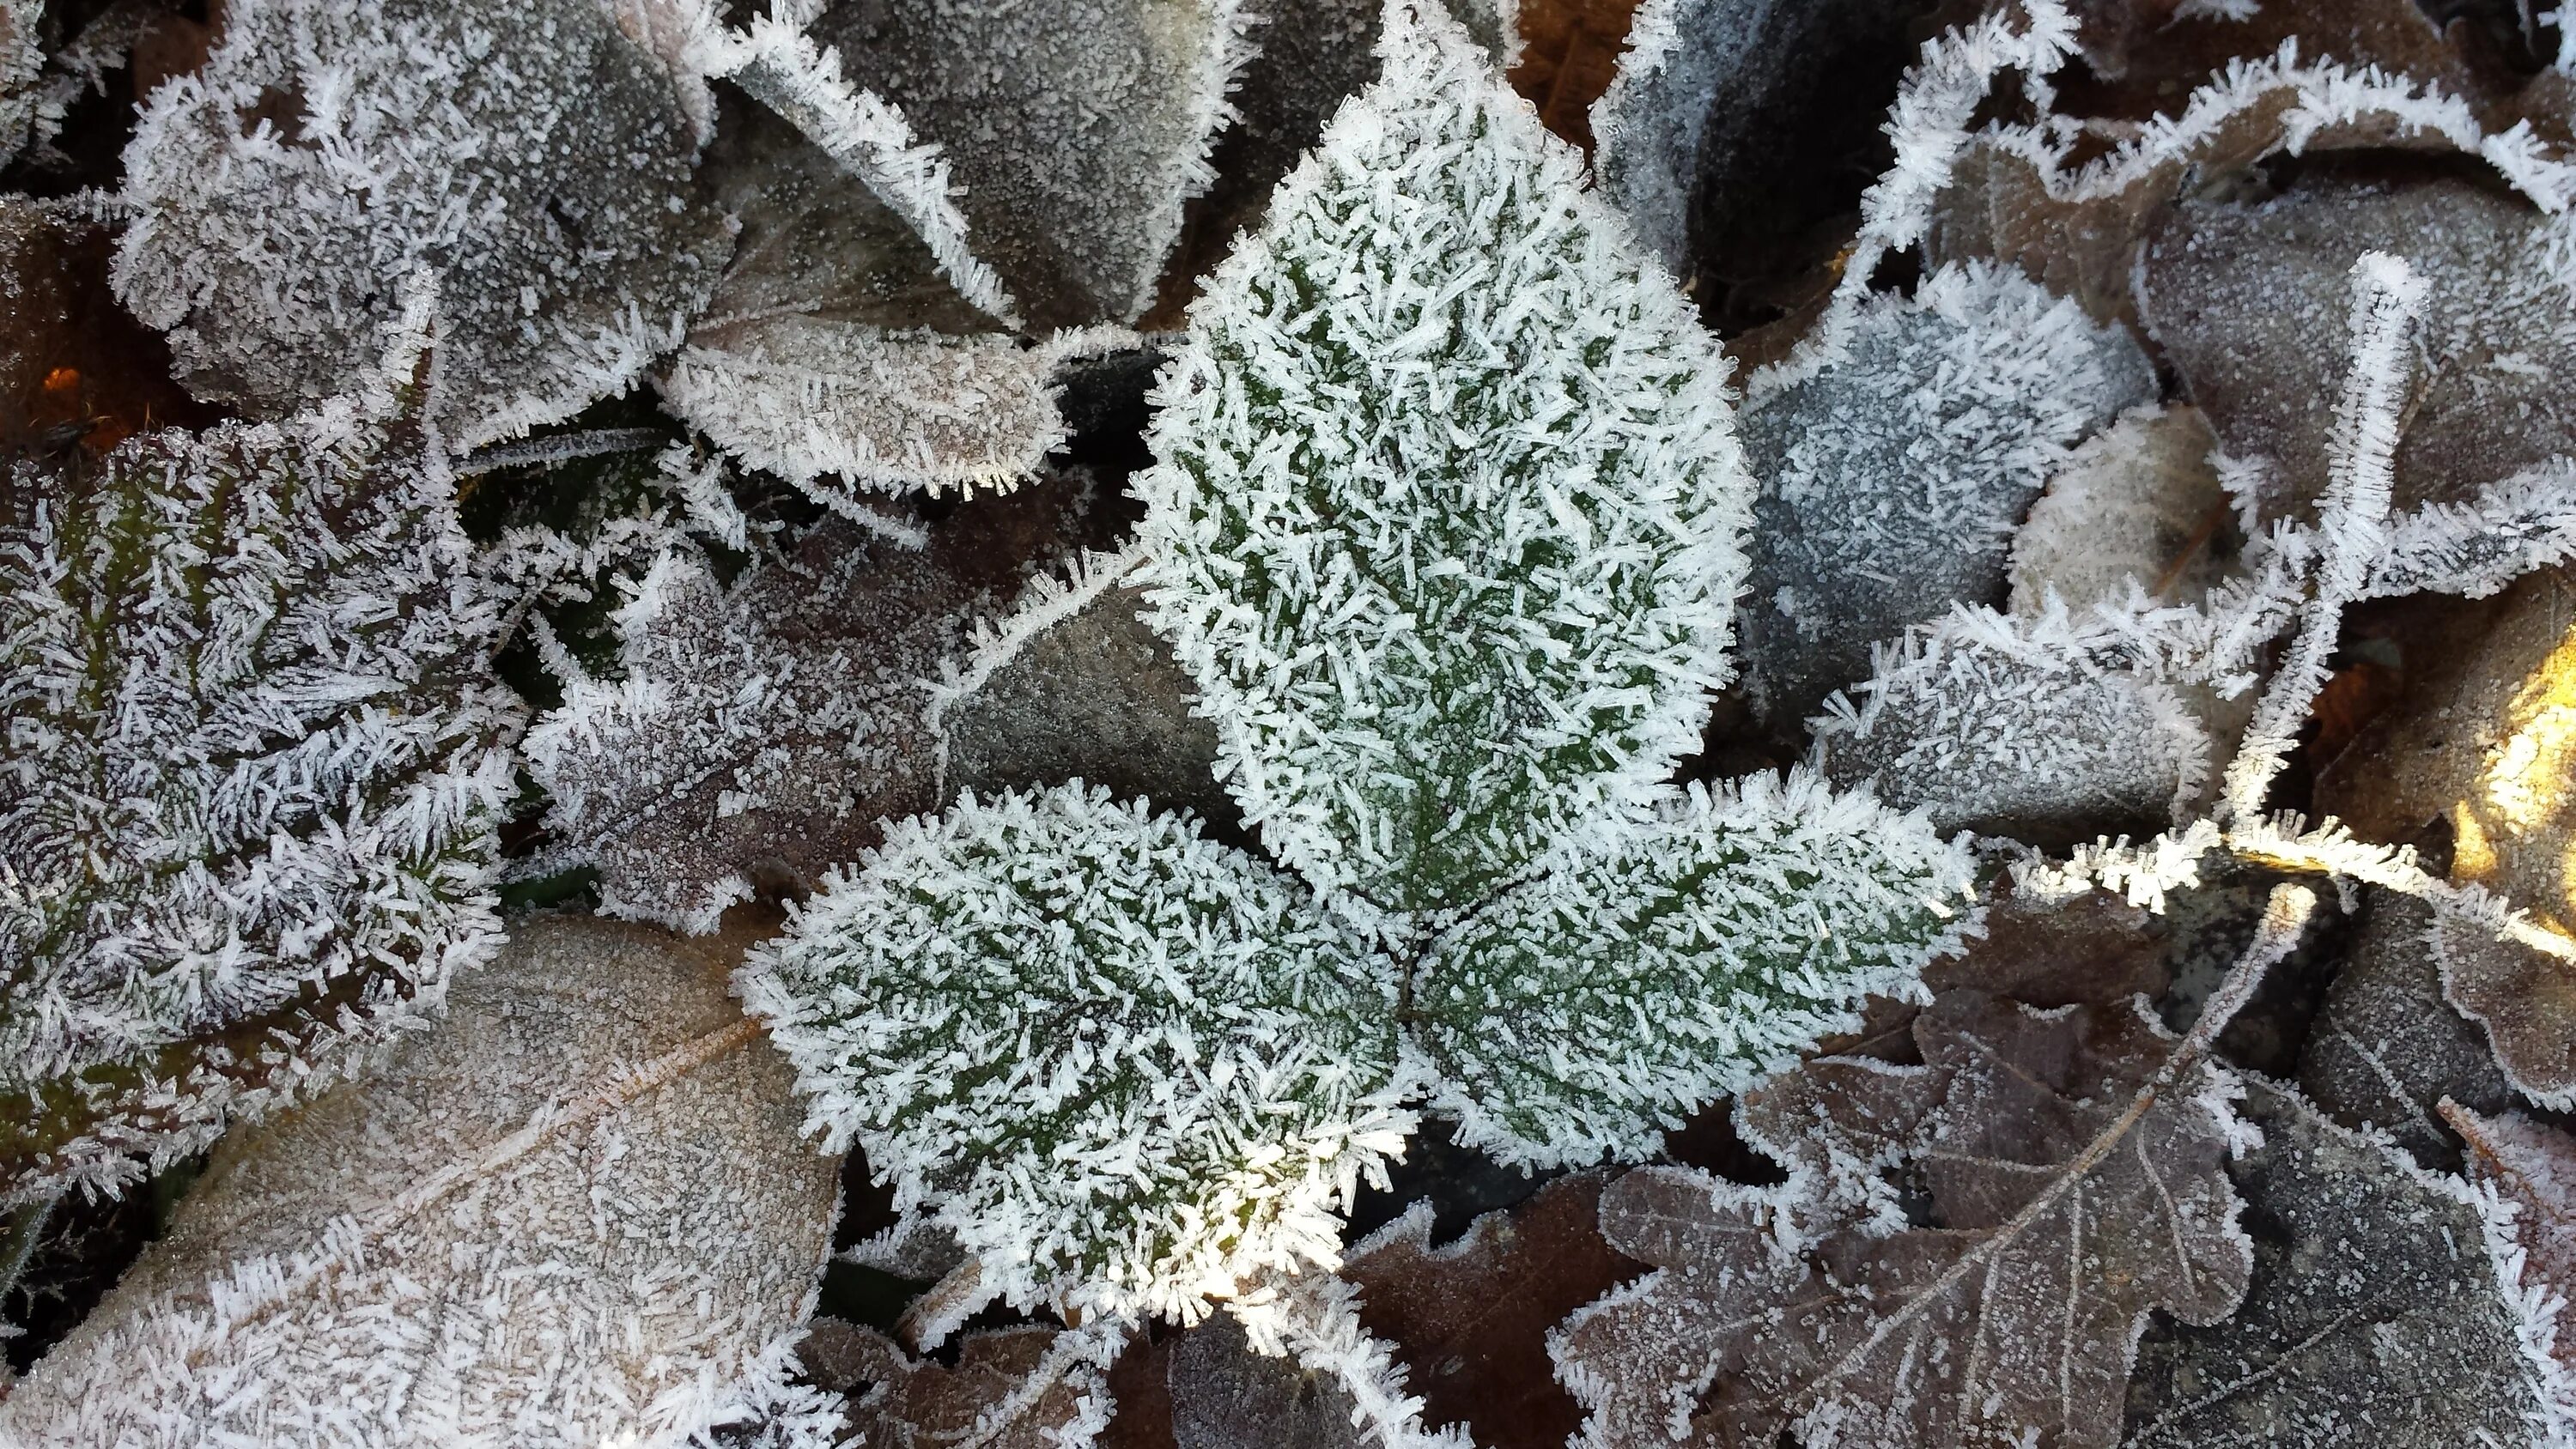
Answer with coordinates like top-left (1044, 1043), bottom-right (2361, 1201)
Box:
top-left (2219, 252), bottom-right (2422, 822)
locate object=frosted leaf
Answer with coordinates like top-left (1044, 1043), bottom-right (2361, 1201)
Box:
top-left (0, 913), bottom-right (842, 1449)
top-left (1734, 262), bottom-right (2154, 726)
top-left (2448, 1098), bottom-right (2576, 1440)
top-left (808, 0), bottom-right (1257, 330)
top-left (2009, 405), bottom-right (2236, 615)
top-left (1413, 771), bottom-right (1978, 1168)
top-left (795, 1317), bottom-right (1120, 1448)
top-left (2141, 176), bottom-right (2576, 523)
top-left (525, 482), bottom-right (1088, 936)
top-left (1137, 2), bottom-right (1751, 914)
top-left (1812, 603), bottom-right (2212, 846)
top-left (1147, 0), bottom-right (1515, 322)
top-left (2294, 888), bottom-right (2512, 1171)
top-left (1929, 50), bottom-right (2576, 328)
top-left (936, 567), bottom-right (1233, 826)
top-left (2124, 1079), bottom-right (2551, 1449)
top-left (1342, 1172), bottom-right (1632, 1446)
top-left (114, 0), bottom-right (730, 450)
top-left (659, 76), bottom-right (1068, 499)
top-left (0, 336), bottom-right (517, 1205)
top-left (0, 0), bottom-right (38, 170)
top-left (1555, 991), bottom-right (2252, 1449)
top-left (737, 784), bottom-right (1415, 1323)
top-left (1169, 1311), bottom-right (1371, 1448)
top-left (1589, 0), bottom-right (1938, 277)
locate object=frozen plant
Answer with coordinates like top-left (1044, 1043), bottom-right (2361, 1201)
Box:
top-left (740, 1), bottom-right (1976, 1325)
top-left (0, 295), bottom-right (519, 1206)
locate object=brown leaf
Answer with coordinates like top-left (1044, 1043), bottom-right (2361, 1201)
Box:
top-left (2125, 1080), bottom-right (2555, 1446)
top-left (1167, 1313), bottom-right (1365, 1449)
top-left (1506, 0), bottom-right (1642, 152)
top-left (1098, 1332), bottom-right (1178, 1449)
top-left (2296, 888), bottom-right (2512, 1171)
top-left (2138, 170), bottom-right (2576, 521)
top-left (800, 1317), bottom-right (1113, 1448)
top-left (1344, 1173), bottom-right (1640, 1448)
top-left (526, 478), bottom-right (1095, 934)
top-left (2057, 0), bottom-right (2494, 124)
top-left (1555, 991), bottom-right (2250, 1448)
top-left (0, 199), bottom-right (213, 470)
top-left (2309, 567), bottom-right (2576, 1104)
top-left (2446, 1097), bottom-right (2576, 1393)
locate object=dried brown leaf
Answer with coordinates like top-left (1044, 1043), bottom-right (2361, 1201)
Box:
top-left (1555, 991), bottom-right (2250, 1448)
top-left (2138, 172), bottom-right (2576, 521)
top-left (2297, 888), bottom-right (2513, 1169)
top-left (0, 912), bottom-right (842, 1448)
top-left (2123, 1080), bottom-right (2553, 1447)
top-left (526, 480), bottom-right (1093, 934)
top-left (2447, 1098), bottom-right (2576, 1397)
top-left (800, 1317), bottom-right (1113, 1449)
top-left (1346, 1172), bottom-right (1639, 1448)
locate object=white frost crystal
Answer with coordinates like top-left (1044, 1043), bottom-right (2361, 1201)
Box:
top-left (1136, 0), bottom-right (1751, 915)
top-left (745, 3), bottom-right (1975, 1322)
top-left (0, 914), bottom-right (841, 1449)
top-left (114, 0), bottom-right (730, 450)
top-left (741, 785), bottom-right (1413, 1323)
top-left (0, 319), bottom-right (517, 1205)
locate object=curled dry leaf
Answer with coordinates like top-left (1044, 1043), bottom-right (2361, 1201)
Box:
top-left (2139, 171), bottom-right (2576, 522)
top-left (2123, 1080), bottom-right (2555, 1448)
top-left (525, 478), bottom-right (1091, 935)
top-left (114, 0), bottom-right (731, 450)
top-left (2295, 887), bottom-right (2512, 1170)
top-left (1554, 990), bottom-right (2251, 1449)
top-left (1345, 1172), bottom-right (1639, 1449)
top-left (809, 0), bottom-right (1253, 330)
top-left (794, 1315), bottom-right (1117, 1448)
top-left (659, 88), bottom-right (1066, 500)
top-left (2311, 565), bottom-right (2576, 1106)
top-left (0, 912), bottom-right (842, 1449)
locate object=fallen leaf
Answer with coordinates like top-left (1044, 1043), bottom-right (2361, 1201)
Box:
top-left (1555, 990), bottom-right (2251, 1448)
top-left (810, 0), bottom-right (1252, 330)
top-left (798, 1315), bottom-right (1117, 1449)
top-left (2123, 1079), bottom-right (2554, 1447)
top-left (2009, 404), bottom-right (2236, 615)
top-left (659, 87), bottom-right (1066, 500)
top-left (1507, 0), bottom-right (1640, 151)
top-left (1346, 1173), bottom-right (1640, 1448)
top-left (2139, 172), bottom-right (2576, 521)
top-left (0, 912), bottom-right (842, 1449)
top-left (525, 479), bottom-right (1091, 935)
top-left (938, 578), bottom-right (1233, 825)
top-left (0, 0), bottom-right (39, 171)
top-left (1169, 1312), bottom-right (1367, 1449)
top-left (115, 0), bottom-right (732, 449)
top-left (2445, 1098), bottom-right (2576, 1419)
top-left (2296, 888), bottom-right (2512, 1170)
top-left (2306, 566), bottom-right (2576, 1105)
top-left (1735, 262), bottom-right (2153, 726)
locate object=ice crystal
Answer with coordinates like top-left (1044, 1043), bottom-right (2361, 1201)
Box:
top-left (1136, 0), bottom-right (1750, 915)
top-left (114, 0), bottom-right (730, 450)
top-left (0, 311), bottom-right (517, 1205)
top-left (0, 913), bottom-right (841, 1449)
top-left (745, 3), bottom-right (1976, 1323)
top-left (1733, 261), bottom-right (2155, 725)
top-left (0, 0), bottom-right (38, 170)
top-left (740, 784), bottom-right (1414, 1323)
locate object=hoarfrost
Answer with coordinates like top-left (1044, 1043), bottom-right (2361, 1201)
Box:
top-left (113, 0), bottom-right (731, 450)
